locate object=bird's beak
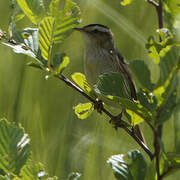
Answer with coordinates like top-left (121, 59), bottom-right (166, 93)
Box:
top-left (74, 27), bottom-right (85, 32)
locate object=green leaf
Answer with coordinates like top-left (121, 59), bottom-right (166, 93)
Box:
top-left (10, 1), bottom-right (25, 23)
top-left (146, 36), bottom-right (162, 64)
top-left (174, 101), bottom-right (180, 153)
top-left (120, 0), bottom-right (133, 6)
top-left (156, 92), bottom-right (177, 125)
top-left (95, 73), bottom-right (131, 99)
top-left (127, 150), bottom-right (147, 179)
top-left (17, 0), bottom-right (45, 24)
top-left (137, 89), bottom-right (157, 112)
top-left (163, 0), bottom-right (180, 29)
top-left (129, 60), bottom-right (153, 91)
top-left (38, 16), bottom-right (55, 61)
top-left (157, 46), bottom-right (180, 86)
top-left (153, 73), bottom-right (178, 107)
top-left (107, 154), bottom-right (133, 180)
top-left (71, 72), bottom-right (96, 98)
top-left (145, 35), bottom-right (177, 65)
top-left (52, 53), bottom-right (70, 73)
top-left (126, 109), bottom-right (144, 125)
top-left (14, 161), bottom-right (58, 180)
top-left (153, 62), bottom-right (178, 125)
top-left (50, 0), bottom-right (81, 44)
top-left (156, 28), bottom-right (172, 42)
top-left (166, 152), bottom-right (180, 170)
top-left (0, 119), bottom-right (30, 175)
top-left (107, 150), bottom-right (147, 180)
top-left (67, 172), bottom-right (81, 180)
top-left (166, 152), bottom-right (180, 164)
top-left (74, 103), bottom-right (94, 119)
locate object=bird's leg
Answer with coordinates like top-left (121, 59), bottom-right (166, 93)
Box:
top-left (94, 99), bottom-right (103, 114)
top-left (109, 110), bottom-right (124, 130)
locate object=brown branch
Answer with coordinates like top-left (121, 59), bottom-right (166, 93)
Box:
top-left (56, 74), bottom-right (154, 160)
top-left (148, 0), bottom-right (164, 179)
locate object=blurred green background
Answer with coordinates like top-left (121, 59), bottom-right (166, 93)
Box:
top-left (0, 0), bottom-right (179, 179)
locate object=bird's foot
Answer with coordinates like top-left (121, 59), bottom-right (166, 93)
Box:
top-left (109, 112), bottom-right (123, 130)
top-left (94, 100), bottom-right (103, 114)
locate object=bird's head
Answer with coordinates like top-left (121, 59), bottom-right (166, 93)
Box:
top-left (74, 24), bottom-right (114, 48)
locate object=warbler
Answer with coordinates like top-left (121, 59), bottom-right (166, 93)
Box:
top-left (74, 24), bottom-right (145, 142)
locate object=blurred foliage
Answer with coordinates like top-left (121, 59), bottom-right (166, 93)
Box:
top-left (0, 0), bottom-right (180, 179)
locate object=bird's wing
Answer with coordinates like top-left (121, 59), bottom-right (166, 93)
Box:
top-left (115, 49), bottom-right (137, 100)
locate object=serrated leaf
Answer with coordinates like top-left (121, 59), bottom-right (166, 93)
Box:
top-left (14, 161), bottom-right (58, 180)
top-left (51, 0), bottom-right (81, 44)
top-left (129, 60), bottom-right (153, 91)
top-left (71, 72), bottom-right (96, 98)
top-left (67, 172), bottom-right (81, 180)
top-left (0, 119), bottom-right (30, 175)
top-left (74, 103), bottom-right (94, 119)
top-left (95, 73), bottom-right (131, 99)
top-left (120, 0), bottom-right (133, 6)
top-left (53, 53), bottom-right (70, 73)
top-left (38, 16), bottom-right (55, 61)
top-left (107, 150), bottom-right (147, 180)
top-left (17, 0), bottom-right (45, 24)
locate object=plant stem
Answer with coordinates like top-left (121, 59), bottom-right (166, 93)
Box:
top-left (148, 0), bottom-right (164, 179)
top-left (56, 74), bottom-right (154, 160)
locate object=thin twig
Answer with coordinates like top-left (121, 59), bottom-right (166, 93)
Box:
top-left (56, 74), bottom-right (154, 160)
top-left (148, 0), bottom-right (164, 179)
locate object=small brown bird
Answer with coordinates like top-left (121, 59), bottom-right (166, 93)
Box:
top-left (75, 24), bottom-right (145, 143)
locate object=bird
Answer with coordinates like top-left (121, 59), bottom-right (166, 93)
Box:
top-left (74, 24), bottom-right (145, 143)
